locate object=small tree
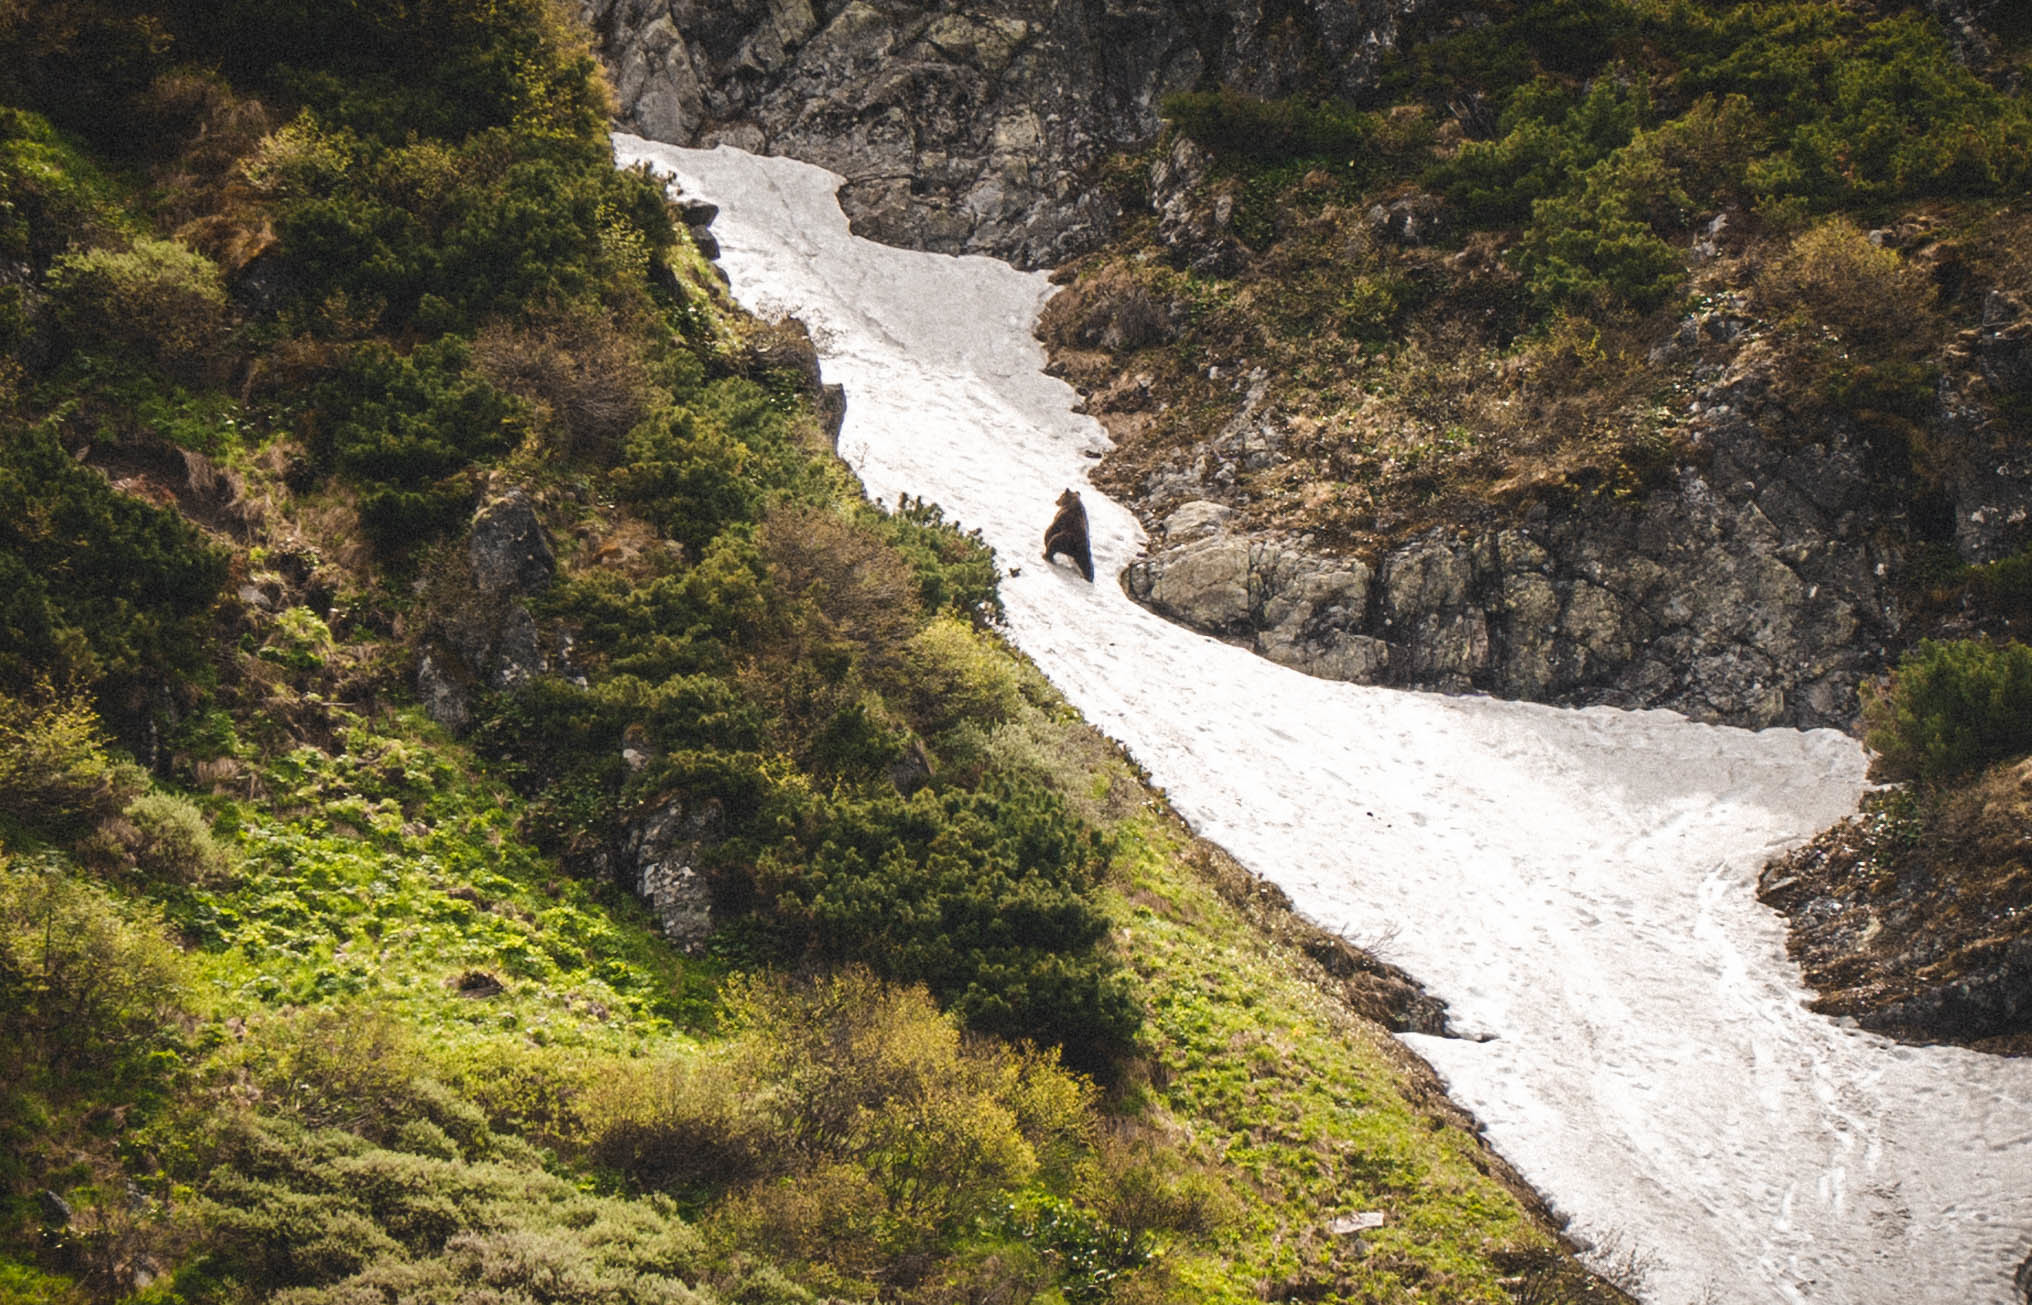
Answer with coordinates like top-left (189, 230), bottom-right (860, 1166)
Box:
top-left (1863, 638), bottom-right (2032, 781)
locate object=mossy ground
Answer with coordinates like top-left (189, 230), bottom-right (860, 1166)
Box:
top-left (1102, 815), bottom-right (1620, 1302)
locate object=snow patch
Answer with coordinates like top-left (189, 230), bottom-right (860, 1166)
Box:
top-left (616, 135), bottom-right (2032, 1305)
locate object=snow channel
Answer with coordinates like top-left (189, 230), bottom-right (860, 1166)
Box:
top-left (616, 135), bottom-right (2032, 1305)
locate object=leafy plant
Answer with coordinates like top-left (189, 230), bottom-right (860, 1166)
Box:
top-left (1864, 639), bottom-right (2032, 781)
top-left (46, 236), bottom-right (227, 381)
top-left (315, 338), bottom-right (528, 553)
top-left (756, 778), bottom-right (1136, 1068)
top-left (0, 427), bottom-right (225, 726)
top-left (0, 858), bottom-right (188, 1085)
top-left (1162, 90), bottom-right (1377, 167)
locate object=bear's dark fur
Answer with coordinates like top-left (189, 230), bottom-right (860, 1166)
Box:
top-left (1043, 488), bottom-right (1094, 582)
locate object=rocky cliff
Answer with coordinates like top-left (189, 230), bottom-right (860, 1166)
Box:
top-left (589, 0), bottom-right (2032, 735)
top-left (580, 0), bottom-right (1435, 266)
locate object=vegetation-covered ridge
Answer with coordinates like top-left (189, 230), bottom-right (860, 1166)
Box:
top-left (1046, 0), bottom-right (2032, 562)
top-left (0, 2), bottom-right (1615, 1303)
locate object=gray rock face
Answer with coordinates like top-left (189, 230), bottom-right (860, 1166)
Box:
top-left (589, 797), bottom-right (724, 951)
top-left (470, 490), bottom-right (558, 595)
top-left (1936, 291), bottom-right (2032, 565)
top-left (583, 0), bottom-right (1438, 266)
top-left (417, 489), bottom-right (566, 730)
top-left (1127, 341), bottom-right (1903, 730)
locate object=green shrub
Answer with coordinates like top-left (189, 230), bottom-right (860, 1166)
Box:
top-left (46, 236), bottom-right (227, 381)
top-left (618, 405), bottom-right (763, 557)
top-left (755, 779), bottom-right (1136, 1068)
top-left (1162, 90), bottom-right (1376, 166)
top-left (876, 495), bottom-right (1002, 622)
top-left (191, 1108), bottom-right (711, 1302)
top-left (172, 0), bottom-right (611, 145)
top-left (630, 968), bottom-right (1096, 1255)
top-left (316, 338), bottom-right (528, 553)
top-left (1863, 639), bottom-right (2032, 781)
top-left (0, 108), bottom-right (126, 266)
top-left (0, 859), bottom-right (187, 1085)
top-left (899, 617), bottom-right (1027, 740)
top-left (121, 790), bottom-right (231, 885)
top-left (1520, 179), bottom-right (1683, 311)
top-left (1438, 74), bottom-right (1650, 226)
top-left (0, 425), bottom-right (226, 712)
top-left (1689, 7), bottom-right (2032, 208)
top-left (0, 688), bottom-right (141, 840)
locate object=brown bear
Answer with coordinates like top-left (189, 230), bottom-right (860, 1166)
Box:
top-left (1043, 488), bottom-right (1094, 582)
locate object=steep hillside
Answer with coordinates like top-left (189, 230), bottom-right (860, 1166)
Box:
top-left (0, 3), bottom-right (1621, 1303)
top-left (587, 0), bottom-right (2032, 1054)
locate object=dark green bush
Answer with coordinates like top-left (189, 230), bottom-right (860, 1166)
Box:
top-left (1162, 90), bottom-right (1376, 166)
top-left (1684, 6), bottom-right (2032, 208)
top-left (315, 338), bottom-right (528, 554)
top-left (164, 0), bottom-right (609, 145)
top-left (46, 236), bottom-right (227, 381)
top-left (119, 790), bottom-right (231, 884)
top-left (618, 406), bottom-right (765, 557)
top-left (756, 779), bottom-right (1136, 1068)
top-left (875, 496), bottom-right (1003, 623)
top-left (1438, 73), bottom-right (1650, 226)
top-left (1863, 639), bottom-right (2032, 781)
top-left (0, 424), bottom-right (227, 713)
top-left (1518, 159), bottom-right (1684, 310)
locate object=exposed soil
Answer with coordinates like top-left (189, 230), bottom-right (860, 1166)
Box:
top-left (1760, 762), bottom-right (2032, 1053)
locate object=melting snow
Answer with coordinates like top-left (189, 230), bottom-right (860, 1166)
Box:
top-left (616, 135), bottom-right (2032, 1304)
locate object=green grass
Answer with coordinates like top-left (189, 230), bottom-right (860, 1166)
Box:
top-left (179, 711), bottom-right (714, 1047)
top-left (1102, 817), bottom-right (1560, 1302)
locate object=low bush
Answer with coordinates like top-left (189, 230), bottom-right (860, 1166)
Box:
top-left (474, 306), bottom-right (657, 458)
top-left (1757, 217), bottom-right (1935, 351)
top-left (120, 790), bottom-right (231, 885)
top-left (315, 338), bottom-right (528, 554)
top-left (898, 617), bottom-right (1027, 741)
top-left (0, 688), bottom-right (141, 841)
top-left (188, 1108), bottom-right (713, 1304)
top-left (0, 108), bottom-right (126, 267)
top-left (594, 969), bottom-right (1096, 1267)
top-left (45, 236), bottom-right (227, 381)
top-left (1439, 74), bottom-right (1650, 227)
top-left (1863, 639), bottom-right (2032, 781)
top-left (0, 858), bottom-right (187, 1086)
top-left (1162, 90), bottom-right (1376, 167)
top-left (0, 426), bottom-right (227, 714)
top-left (755, 779), bottom-right (1136, 1068)
top-left (876, 496), bottom-right (1002, 623)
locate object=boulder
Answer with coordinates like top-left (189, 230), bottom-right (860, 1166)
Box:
top-left (417, 489), bottom-right (562, 730)
top-left (469, 490), bottom-right (557, 596)
top-left (590, 797), bottom-right (724, 952)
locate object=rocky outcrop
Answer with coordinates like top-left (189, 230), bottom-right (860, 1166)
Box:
top-left (587, 796), bottom-right (724, 952)
top-left (1126, 337), bottom-right (1903, 730)
top-left (1937, 290), bottom-right (2032, 565)
top-left (416, 489), bottom-right (569, 731)
top-left (582, 0), bottom-right (1437, 266)
top-left (1759, 764), bottom-right (2032, 1052)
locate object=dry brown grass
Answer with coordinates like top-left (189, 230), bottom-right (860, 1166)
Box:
top-left (473, 306), bottom-right (655, 458)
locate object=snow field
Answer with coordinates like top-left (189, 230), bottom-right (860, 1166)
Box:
top-left (616, 136), bottom-right (2032, 1305)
